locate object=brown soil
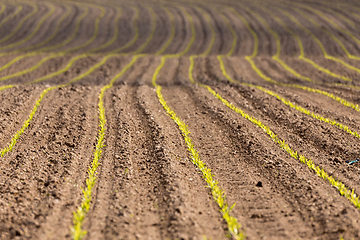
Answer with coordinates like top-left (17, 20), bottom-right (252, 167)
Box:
top-left (1, 0), bottom-right (360, 239)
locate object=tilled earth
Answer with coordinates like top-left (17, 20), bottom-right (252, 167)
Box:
top-left (1, 0), bottom-right (360, 239)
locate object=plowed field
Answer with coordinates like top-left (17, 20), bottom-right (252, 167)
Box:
top-left (1, 0), bottom-right (360, 239)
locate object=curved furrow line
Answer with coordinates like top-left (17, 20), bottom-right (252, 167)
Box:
top-left (63, 4), bottom-right (105, 53)
top-left (221, 6), bottom-right (254, 56)
top-left (0, 3), bottom-right (56, 52)
top-left (213, 9), bottom-right (237, 58)
top-left (0, 54), bottom-right (115, 157)
top-left (16, 3), bottom-right (80, 51)
top-left (0, 52), bottom-right (65, 83)
top-left (0, 4), bottom-right (87, 82)
top-left (84, 6), bottom-right (116, 52)
top-left (316, 5), bottom-right (359, 31)
top-left (255, 5), bottom-right (360, 87)
top-left (217, 58), bottom-right (360, 159)
top-left (259, 6), bottom-right (360, 91)
top-left (38, 4), bottom-right (89, 53)
top-left (170, 6), bottom-right (195, 57)
top-left (292, 6), bottom-right (360, 66)
top-left (0, 3), bottom-right (39, 46)
top-left (89, 6), bottom-right (122, 53)
top-left (71, 55), bottom-right (143, 240)
top-left (150, 5), bottom-right (244, 238)
top-left (296, 3), bottom-right (360, 51)
top-left (182, 55), bottom-right (360, 239)
top-left (70, 5), bottom-right (163, 237)
top-left (189, 57), bottom-right (360, 222)
top-left (148, 6), bottom-right (173, 55)
top-left (217, 10), bottom-right (237, 56)
top-left (0, 4), bottom-right (117, 85)
top-left (0, 3), bottom-right (72, 74)
top-left (108, 7), bottom-right (139, 54)
top-left (190, 7), bottom-right (210, 55)
top-left (259, 6), bottom-right (352, 82)
top-left (218, 4), bottom-right (360, 140)
top-left (155, 6), bottom-right (176, 55)
top-left (202, 6), bottom-right (228, 55)
top-left (194, 7), bottom-right (215, 56)
top-left (0, 3), bottom-right (6, 21)
top-left (281, 7), bottom-right (360, 76)
top-left (240, 6), bottom-right (275, 57)
top-left (168, 5), bottom-right (189, 55)
top-left (245, 4), bottom-right (355, 82)
top-left (132, 7), bottom-right (157, 54)
top-left (228, 7), bottom-right (360, 112)
top-left (17, 3), bottom-right (73, 52)
top-left (0, 5), bottom-right (145, 91)
top-left (166, 4), bottom-right (201, 55)
top-left (227, 6), bottom-right (266, 57)
top-left (0, 4), bottom-right (24, 33)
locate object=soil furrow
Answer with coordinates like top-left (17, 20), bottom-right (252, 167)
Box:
top-left (0, 4), bottom-right (48, 49)
top-left (77, 6), bottom-right (116, 53)
top-left (191, 7), bottom-right (209, 55)
top-left (121, 6), bottom-right (152, 54)
top-left (189, 56), bottom-right (360, 239)
top-left (101, 6), bottom-right (135, 53)
top-left (165, 5), bottom-right (188, 55)
top-left (144, 56), bottom-right (228, 239)
top-left (35, 3), bottom-right (81, 50)
top-left (0, 4), bottom-right (33, 42)
top-left (291, 5), bottom-right (360, 57)
top-left (141, 6), bottom-right (169, 54)
top-left (0, 85), bottom-right (99, 239)
top-left (1, 1), bottom-right (360, 239)
top-left (0, 86), bottom-right (46, 148)
top-left (84, 57), bottom-right (158, 239)
top-left (9, 3), bottom-right (65, 52)
top-left (205, 56), bottom-right (360, 198)
top-left (231, 5), bottom-right (274, 56)
top-left (201, 7), bottom-right (227, 55)
top-left (222, 7), bottom-right (253, 56)
top-left (53, 5), bottom-right (99, 53)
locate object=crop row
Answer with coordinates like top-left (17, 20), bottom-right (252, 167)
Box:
top-left (248, 1), bottom-right (360, 89)
top-left (0, 1), bottom-right (359, 88)
top-left (155, 2), bottom-right (360, 238)
top-left (185, 3), bottom-right (360, 238)
top-left (0, 4), bottom-right (160, 236)
top-left (0, 0), bottom-right (360, 239)
top-left (72, 55), bottom-right (142, 239)
top-left (151, 8), bottom-right (244, 238)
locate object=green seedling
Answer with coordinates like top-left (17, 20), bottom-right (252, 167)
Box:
top-left (153, 56), bottom-right (244, 240)
top-left (198, 77), bottom-right (360, 211)
top-left (71, 56), bottom-right (142, 240)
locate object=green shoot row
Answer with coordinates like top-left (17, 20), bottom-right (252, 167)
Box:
top-left (194, 63), bottom-right (360, 211)
top-left (71, 55), bottom-right (142, 240)
top-left (0, 54), bottom-right (113, 158)
top-left (153, 56), bottom-right (245, 240)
